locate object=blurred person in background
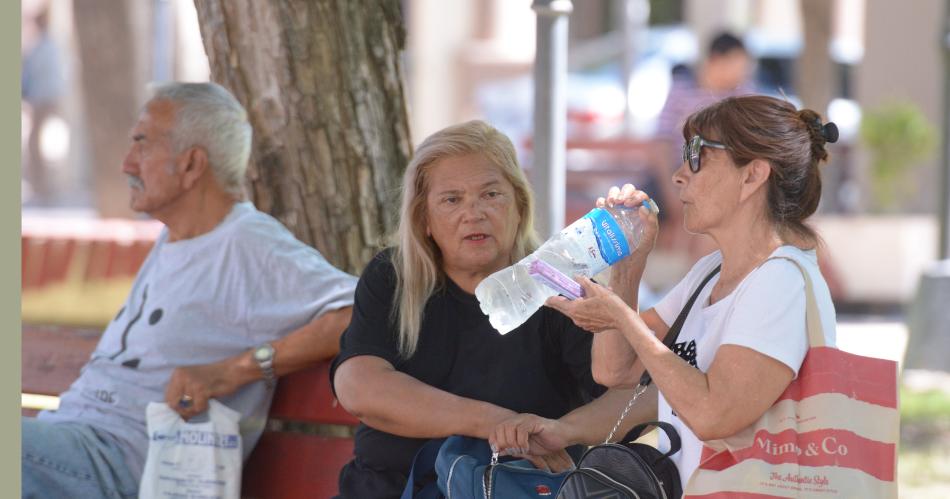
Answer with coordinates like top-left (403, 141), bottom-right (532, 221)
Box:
top-left (21, 0), bottom-right (66, 204)
top-left (21, 82), bottom-right (357, 499)
top-left (649, 32), bottom-right (755, 264)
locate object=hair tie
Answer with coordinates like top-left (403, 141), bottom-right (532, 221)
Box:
top-left (813, 118), bottom-right (839, 144)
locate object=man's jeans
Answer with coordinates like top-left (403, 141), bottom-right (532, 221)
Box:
top-left (22, 418), bottom-right (138, 499)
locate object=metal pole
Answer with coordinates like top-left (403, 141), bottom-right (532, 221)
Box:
top-left (621, 0), bottom-right (650, 134)
top-left (532, 0), bottom-right (572, 238)
top-left (152, 0), bottom-right (173, 81)
top-left (940, 0), bottom-right (950, 259)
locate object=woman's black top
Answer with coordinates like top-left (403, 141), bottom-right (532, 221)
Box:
top-left (330, 249), bottom-right (604, 498)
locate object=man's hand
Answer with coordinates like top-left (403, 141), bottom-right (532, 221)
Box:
top-left (164, 360), bottom-right (243, 420)
top-left (162, 306), bottom-right (352, 420)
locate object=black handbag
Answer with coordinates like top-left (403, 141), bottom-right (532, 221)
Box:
top-left (558, 265), bottom-right (721, 499)
top-left (559, 421), bottom-right (682, 499)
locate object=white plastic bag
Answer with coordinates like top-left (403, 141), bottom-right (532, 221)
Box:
top-left (139, 399), bottom-right (243, 499)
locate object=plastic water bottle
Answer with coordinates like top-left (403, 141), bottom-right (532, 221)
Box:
top-left (475, 200), bottom-right (659, 334)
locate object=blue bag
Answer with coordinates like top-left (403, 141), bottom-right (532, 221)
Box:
top-left (401, 436), bottom-right (569, 499)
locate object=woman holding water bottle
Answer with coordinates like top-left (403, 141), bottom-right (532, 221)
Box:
top-left (331, 120), bottom-right (648, 498)
top-left (489, 95), bottom-right (840, 493)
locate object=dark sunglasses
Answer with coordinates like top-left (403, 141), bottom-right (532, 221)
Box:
top-left (682, 135), bottom-right (728, 173)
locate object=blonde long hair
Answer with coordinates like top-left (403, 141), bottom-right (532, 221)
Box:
top-left (392, 120), bottom-right (539, 358)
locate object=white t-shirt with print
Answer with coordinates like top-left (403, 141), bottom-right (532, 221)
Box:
top-left (651, 245), bottom-right (837, 492)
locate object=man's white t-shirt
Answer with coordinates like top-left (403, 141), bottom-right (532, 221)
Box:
top-left (41, 202), bottom-right (358, 479)
top-left (651, 245), bottom-right (837, 491)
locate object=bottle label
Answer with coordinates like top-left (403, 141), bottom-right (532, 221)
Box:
top-left (558, 217), bottom-right (607, 273)
top-left (583, 208), bottom-right (631, 265)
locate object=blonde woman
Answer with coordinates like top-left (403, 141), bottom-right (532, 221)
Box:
top-left (332, 121), bottom-right (636, 498)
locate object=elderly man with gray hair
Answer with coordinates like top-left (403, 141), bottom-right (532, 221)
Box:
top-left (21, 82), bottom-right (357, 498)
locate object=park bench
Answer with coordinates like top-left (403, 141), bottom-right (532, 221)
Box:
top-left (21, 323), bottom-right (358, 498)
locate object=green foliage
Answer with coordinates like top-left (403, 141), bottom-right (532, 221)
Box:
top-left (860, 102), bottom-right (936, 210)
top-left (648, 0), bottom-right (683, 25)
top-left (901, 386), bottom-right (950, 423)
top-left (900, 385), bottom-right (950, 494)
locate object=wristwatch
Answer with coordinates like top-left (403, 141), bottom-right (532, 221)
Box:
top-left (252, 343), bottom-right (276, 389)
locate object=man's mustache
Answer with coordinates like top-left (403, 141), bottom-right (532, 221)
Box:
top-left (126, 175), bottom-right (144, 190)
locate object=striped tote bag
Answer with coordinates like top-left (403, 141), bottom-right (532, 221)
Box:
top-left (684, 257), bottom-right (899, 498)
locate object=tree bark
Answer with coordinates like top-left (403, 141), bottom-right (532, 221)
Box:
top-left (797, 0), bottom-right (841, 213)
top-left (193, 0), bottom-right (412, 274)
top-left (796, 0), bottom-right (834, 115)
top-left (73, 0), bottom-right (152, 218)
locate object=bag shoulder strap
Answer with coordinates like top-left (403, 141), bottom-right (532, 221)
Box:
top-left (623, 420), bottom-right (682, 458)
top-left (765, 256), bottom-right (826, 348)
top-left (639, 264), bottom-right (721, 386)
top-left (604, 264), bottom-right (721, 444)
top-left (401, 438), bottom-right (446, 499)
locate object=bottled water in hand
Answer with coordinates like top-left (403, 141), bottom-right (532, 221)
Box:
top-left (475, 201), bottom-right (659, 334)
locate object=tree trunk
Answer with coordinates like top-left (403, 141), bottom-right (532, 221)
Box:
top-left (796, 0), bottom-right (834, 115)
top-left (193, 0), bottom-right (412, 274)
top-left (73, 0), bottom-right (152, 218)
top-left (797, 0), bottom-right (841, 213)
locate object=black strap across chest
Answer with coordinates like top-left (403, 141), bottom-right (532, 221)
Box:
top-left (639, 264), bottom-right (721, 387)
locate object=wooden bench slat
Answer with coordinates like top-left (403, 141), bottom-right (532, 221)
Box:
top-left (270, 364), bottom-right (358, 426)
top-left (22, 324), bottom-right (100, 396)
top-left (241, 432), bottom-right (352, 498)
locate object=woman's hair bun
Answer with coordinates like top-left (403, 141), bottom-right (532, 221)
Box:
top-left (821, 122), bottom-right (839, 144)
